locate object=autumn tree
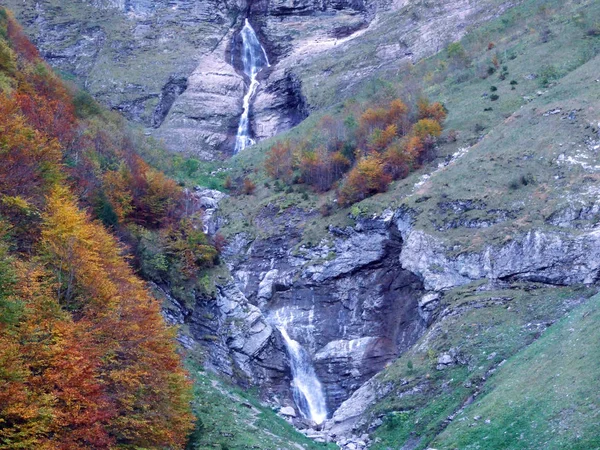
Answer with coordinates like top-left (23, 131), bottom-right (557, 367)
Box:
top-left (417, 98), bottom-right (447, 123)
top-left (383, 140), bottom-right (414, 180)
top-left (338, 155), bottom-right (391, 205)
top-left (41, 187), bottom-right (194, 448)
top-left (265, 140), bottom-right (295, 183)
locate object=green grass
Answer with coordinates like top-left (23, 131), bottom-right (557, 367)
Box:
top-left (432, 293), bottom-right (600, 449)
top-left (366, 283), bottom-right (597, 449)
top-left (186, 363), bottom-right (335, 450)
top-left (208, 0), bottom-right (600, 249)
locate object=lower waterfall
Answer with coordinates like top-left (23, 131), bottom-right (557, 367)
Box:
top-left (278, 326), bottom-right (328, 425)
top-left (234, 18), bottom-right (270, 154)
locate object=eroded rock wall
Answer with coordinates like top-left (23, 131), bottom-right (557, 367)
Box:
top-left (5, 0), bottom-right (520, 159)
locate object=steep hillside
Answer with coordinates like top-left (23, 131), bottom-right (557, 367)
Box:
top-left (2, 0), bottom-right (600, 449)
top-left (0, 9), bottom-right (194, 448)
top-left (433, 292), bottom-right (600, 449)
top-left (5, 0), bottom-right (521, 158)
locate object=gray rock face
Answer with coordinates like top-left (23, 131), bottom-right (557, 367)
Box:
top-left (185, 282), bottom-right (291, 394)
top-left (325, 377), bottom-right (389, 437)
top-left (223, 208), bottom-right (427, 412)
top-left (400, 227), bottom-right (600, 291)
top-left (5, 0), bottom-right (520, 158)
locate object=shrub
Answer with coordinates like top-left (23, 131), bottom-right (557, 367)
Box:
top-left (338, 155), bottom-right (391, 206)
top-left (490, 86), bottom-right (498, 92)
top-left (490, 94), bottom-right (500, 101)
top-left (413, 119), bottom-right (442, 140)
top-left (72, 90), bottom-right (102, 118)
top-left (510, 80), bottom-right (518, 85)
top-left (383, 141), bottom-right (413, 180)
top-left (539, 65), bottom-right (559, 86)
top-left (265, 140), bottom-right (294, 183)
top-left (319, 202), bottom-right (334, 217)
top-left (224, 176), bottom-right (233, 191)
top-left (446, 42), bottom-right (470, 69)
top-left (417, 99), bottom-right (447, 123)
top-left (586, 23), bottom-right (600, 36)
top-left (242, 177), bottom-right (256, 195)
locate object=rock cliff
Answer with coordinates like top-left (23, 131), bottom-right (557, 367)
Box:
top-left (5, 0), bottom-right (519, 158)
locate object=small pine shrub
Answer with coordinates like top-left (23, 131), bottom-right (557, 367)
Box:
top-left (510, 80), bottom-right (518, 85)
top-left (490, 86), bottom-right (498, 92)
top-left (490, 94), bottom-right (500, 101)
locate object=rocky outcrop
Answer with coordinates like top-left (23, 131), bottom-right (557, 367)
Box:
top-left (5, 0), bottom-right (521, 159)
top-left (154, 31), bottom-right (245, 158)
top-left (222, 207), bottom-right (427, 412)
top-left (399, 225), bottom-right (600, 292)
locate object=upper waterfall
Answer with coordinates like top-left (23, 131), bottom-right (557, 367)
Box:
top-left (234, 19), bottom-right (270, 154)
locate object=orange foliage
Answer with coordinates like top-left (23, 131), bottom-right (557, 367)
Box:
top-left (417, 98), bottom-right (447, 123)
top-left (5, 12), bottom-right (39, 62)
top-left (299, 147), bottom-right (350, 192)
top-left (383, 141), bottom-right (414, 180)
top-left (41, 188), bottom-right (194, 448)
top-left (368, 124), bottom-right (398, 153)
top-left (265, 140), bottom-right (294, 183)
top-left (0, 94), bottom-right (62, 210)
top-left (264, 96), bottom-right (446, 205)
top-left (242, 177), bottom-right (256, 195)
top-left (412, 118), bottom-right (443, 140)
top-left (338, 155), bottom-right (391, 205)
top-left (0, 255), bottom-right (114, 448)
top-left (103, 165), bottom-right (134, 222)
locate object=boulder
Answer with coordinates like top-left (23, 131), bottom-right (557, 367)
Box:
top-left (280, 406), bottom-right (297, 418)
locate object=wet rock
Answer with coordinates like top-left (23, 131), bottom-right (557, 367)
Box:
top-left (280, 406), bottom-right (297, 417)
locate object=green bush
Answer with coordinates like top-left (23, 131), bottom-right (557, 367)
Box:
top-left (73, 90), bottom-right (102, 118)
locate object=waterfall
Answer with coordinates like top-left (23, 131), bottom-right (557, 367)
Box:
top-left (277, 326), bottom-right (328, 425)
top-left (234, 19), bottom-right (270, 154)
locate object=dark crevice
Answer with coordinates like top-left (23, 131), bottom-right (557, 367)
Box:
top-left (151, 76), bottom-right (189, 129)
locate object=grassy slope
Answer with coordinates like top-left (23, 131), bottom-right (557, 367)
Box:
top-left (187, 0), bottom-right (600, 250)
top-left (432, 293), bottom-right (600, 449)
top-left (367, 283), bottom-right (598, 449)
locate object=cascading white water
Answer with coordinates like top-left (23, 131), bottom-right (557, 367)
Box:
top-left (277, 326), bottom-right (328, 425)
top-left (234, 19), bottom-right (270, 154)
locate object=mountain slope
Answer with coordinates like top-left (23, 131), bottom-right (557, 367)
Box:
top-left (433, 292), bottom-right (600, 449)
